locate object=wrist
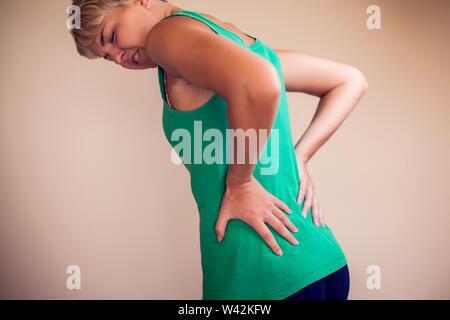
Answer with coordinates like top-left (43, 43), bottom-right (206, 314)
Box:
top-left (225, 172), bottom-right (252, 188)
top-left (296, 153), bottom-right (309, 164)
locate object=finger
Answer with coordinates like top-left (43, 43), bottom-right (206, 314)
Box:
top-left (264, 214), bottom-right (299, 246)
top-left (319, 206), bottom-right (325, 227)
top-left (272, 195), bottom-right (292, 214)
top-left (312, 195), bottom-right (320, 227)
top-left (301, 189), bottom-right (313, 218)
top-left (271, 204), bottom-right (298, 233)
top-left (214, 210), bottom-right (230, 242)
top-left (297, 183), bottom-right (306, 206)
top-left (313, 193), bottom-right (325, 227)
top-left (251, 220), bottom-right (283, 256)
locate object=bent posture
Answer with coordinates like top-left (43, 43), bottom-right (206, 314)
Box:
top-left (70, 0), bottom-right (368, 300)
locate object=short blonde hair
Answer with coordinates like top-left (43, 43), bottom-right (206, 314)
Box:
top-left (69, 0), bottom-right (168, 59)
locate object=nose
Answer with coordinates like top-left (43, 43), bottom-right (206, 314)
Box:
top-left (110, 47), bottom-right (126, 65)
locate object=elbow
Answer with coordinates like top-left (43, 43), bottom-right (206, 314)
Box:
top-left (346, 67), bottom-right (368, 94)
top-left (246, 84), bottom-right (280, 116)
top-left (357, 71), bottom-right (369, 93)
top-left (252, 83), bottom-right (281, 106)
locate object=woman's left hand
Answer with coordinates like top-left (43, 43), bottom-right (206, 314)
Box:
top-left (296, 156), bottom-right (325, 227)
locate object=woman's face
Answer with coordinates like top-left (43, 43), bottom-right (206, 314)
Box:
top-left (91, 0), bottom-right (158, 69)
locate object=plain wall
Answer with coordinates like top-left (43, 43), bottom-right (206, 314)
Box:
top-left (0, 0), bottom-right (449, 299)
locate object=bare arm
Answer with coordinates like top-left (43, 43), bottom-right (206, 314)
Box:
top-left (274, 49), bottom-right (368, 162)
top-left (146, 16), bottom-right (282, 185)
top-left (274, 49), bottom-right (368, 227)
top-left (146, 17), bottom-right (298, 255)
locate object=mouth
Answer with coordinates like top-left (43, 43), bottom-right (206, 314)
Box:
top-left (132, 48), bottom-right (141, 65)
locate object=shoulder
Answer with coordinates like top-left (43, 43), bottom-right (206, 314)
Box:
top-left (145, 13), bottom-right (280, 100)
top-left (145, 15), bottom-right (209, 81)
top-left (144, 14), bottom-right (215, 78)
top-left (146, 13), bottom-right (215, 48)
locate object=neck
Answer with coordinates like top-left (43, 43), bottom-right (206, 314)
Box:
top-left (151, 1), bottom-right (183, 22)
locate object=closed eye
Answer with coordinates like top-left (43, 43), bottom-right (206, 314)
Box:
top-left (102, 28), bottom-right (116, 61)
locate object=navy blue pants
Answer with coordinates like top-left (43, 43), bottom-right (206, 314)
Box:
top-left (283, 265), bottom-right (350, 300)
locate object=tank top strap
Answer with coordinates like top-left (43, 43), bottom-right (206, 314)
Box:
top-left (159, 9), bottom-right (247, 47)
top-left (157, 10), bottom-right (261, 110)
top-left (157, 9), bottom-right (249, 107)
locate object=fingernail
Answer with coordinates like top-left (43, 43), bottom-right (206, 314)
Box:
top-left (276, 249), bottom-right (283, 256)
top-left (293, 240), bottom-right (299, 245)
top-left (217, 235), bottom-right (222, 242)
top-left (294, 227), bottom-right (298, 233)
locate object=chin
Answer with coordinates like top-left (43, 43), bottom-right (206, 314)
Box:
top-left (142, 61), bottom-right (157, 69)
top-left (140, 59), bottom-right (157, 69)
top-left (139, 64), bottom-right (155, 70)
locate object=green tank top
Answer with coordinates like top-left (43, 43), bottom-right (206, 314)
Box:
top-left (157, 9), bottom-right (347, 300)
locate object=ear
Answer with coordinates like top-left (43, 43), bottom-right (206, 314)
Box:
top-left (137, 0), bottom-right (151, 10)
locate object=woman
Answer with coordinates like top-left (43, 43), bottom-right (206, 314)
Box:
top-left (69, 0), bottom-right (368, 300)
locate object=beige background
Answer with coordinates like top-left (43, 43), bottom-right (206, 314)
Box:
top-left (0, 0), bottom-right (449, 299)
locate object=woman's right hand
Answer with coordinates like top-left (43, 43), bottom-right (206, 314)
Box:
top-left (214, 176), bottom-right (299, 256)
